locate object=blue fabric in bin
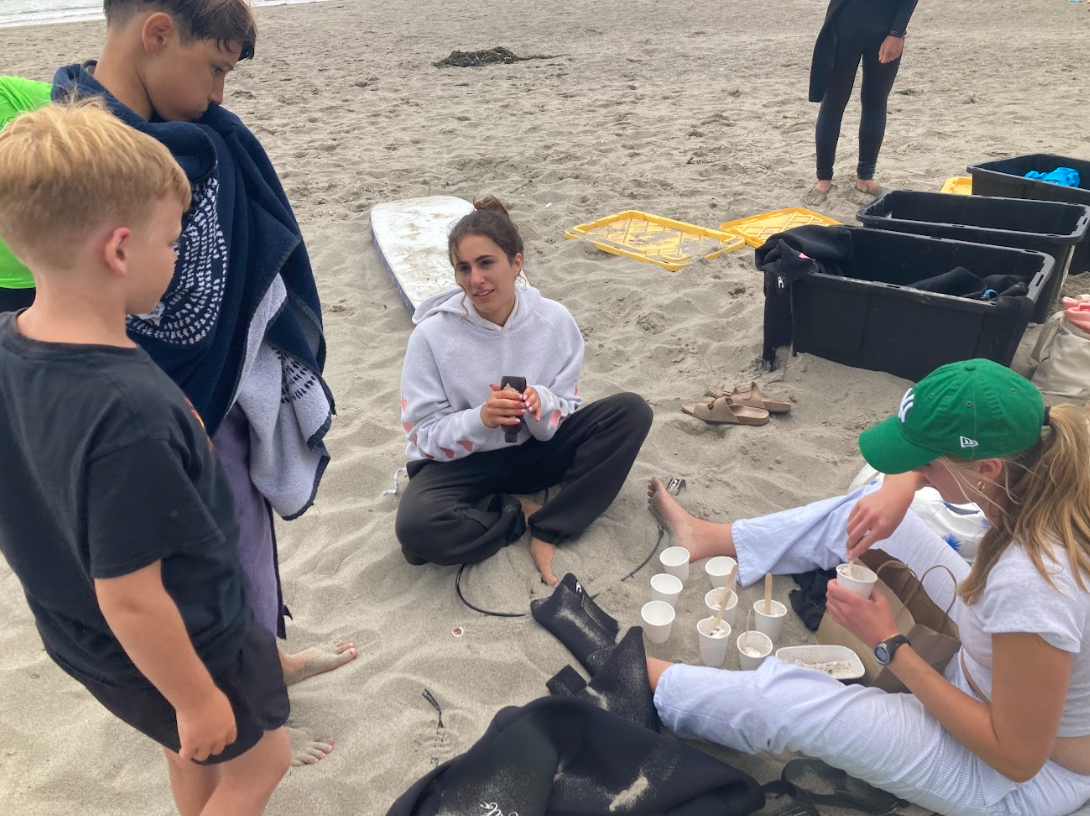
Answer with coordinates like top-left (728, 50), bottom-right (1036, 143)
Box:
top-left (1025, 167), bottom-right (1081, 187)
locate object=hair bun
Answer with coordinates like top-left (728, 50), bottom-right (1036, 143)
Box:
top-left (473, 196), bottom-right (513, 222)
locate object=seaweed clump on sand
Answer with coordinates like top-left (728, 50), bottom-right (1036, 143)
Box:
top-left (434, 47), bottom-right (557, 68)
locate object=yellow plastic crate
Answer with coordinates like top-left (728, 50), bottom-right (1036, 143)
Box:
top-left (564, 211), bottom-right (745, 272)
top-left (941, 176), bottom-right (973, 195)
top-left (719, 208), bottom-right (841, 249)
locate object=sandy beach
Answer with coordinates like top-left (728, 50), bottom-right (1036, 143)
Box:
top-left (2, 0), bottom-right (1090, 813)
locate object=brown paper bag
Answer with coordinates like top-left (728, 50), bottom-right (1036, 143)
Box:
top-left (816, 549), bottom-right (961, 693)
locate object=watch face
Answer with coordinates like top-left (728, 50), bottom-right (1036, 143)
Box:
top-left (875, 643), bottom-right (891, 665)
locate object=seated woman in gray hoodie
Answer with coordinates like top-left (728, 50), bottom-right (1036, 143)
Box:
top-left (395, 197), bottom-right (653, 586)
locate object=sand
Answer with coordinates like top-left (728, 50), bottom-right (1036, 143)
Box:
top-left (2, 0), bottom-right (1090, 814)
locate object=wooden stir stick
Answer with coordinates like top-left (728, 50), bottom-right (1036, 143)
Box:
top-left (710, 565), bottom-right (736, 635)
top-left (764, 573), bottom-right (773, 614)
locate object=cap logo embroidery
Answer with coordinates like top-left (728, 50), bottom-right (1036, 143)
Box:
top-left (898, 388), bottom-right (915, 423)
top-left (960, 436), bottom-right (979, 449)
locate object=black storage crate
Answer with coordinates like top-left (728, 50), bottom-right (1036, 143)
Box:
top-left (967, 153), bottom-right (1090, 275)
top-left (857, 191), bottom-right (1089, 323)
top-left (790, 227), bottom-right (1054, 382)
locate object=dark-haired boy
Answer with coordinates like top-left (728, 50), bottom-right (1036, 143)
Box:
top-left (52, 0), bottom-right (353, 765)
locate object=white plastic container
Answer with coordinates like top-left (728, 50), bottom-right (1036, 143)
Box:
top-left (775, 644), bottom-right (866, 683)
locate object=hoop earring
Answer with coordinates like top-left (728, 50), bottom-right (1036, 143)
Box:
top-left (976, 480), bottom-right (985, 491)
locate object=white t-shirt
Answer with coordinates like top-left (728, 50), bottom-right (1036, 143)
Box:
top-left (958, 541), bottom-right (1090, 737)
top-left (849, 466), bottom-right (989, 563)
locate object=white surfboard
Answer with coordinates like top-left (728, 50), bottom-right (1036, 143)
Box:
top-left (371, 196), bottom-right (476, 313)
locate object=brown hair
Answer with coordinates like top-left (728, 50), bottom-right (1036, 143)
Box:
top-left (954, 403), bottom-right (1090, 603)
top-left (104, 0), bottom-right (257, 60)
top-left (448, 196), bottom-right (524, 267)
top-left (0, 99), bottom-right (192, 270)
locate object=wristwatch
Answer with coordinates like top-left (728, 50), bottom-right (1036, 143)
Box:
top-left (875, 634), bottom-right (910, 666)
top-left (889, 30), bottom-right (905, 39)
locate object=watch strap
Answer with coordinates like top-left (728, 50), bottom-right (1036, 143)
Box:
top-left (877, 634), bottom-right (910, 664)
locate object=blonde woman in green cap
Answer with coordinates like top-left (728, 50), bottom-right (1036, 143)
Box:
top-left (647, 359), bottom-right (1090, 815)
top-left (0, 76), bottom-right (52, 313)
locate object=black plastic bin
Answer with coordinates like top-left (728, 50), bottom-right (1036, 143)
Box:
top-left (790, 227), bottom-right (1054, 382)
top-left (967, 153), bottom-right (1090, 276)
top-left (856, 190), bottom-right (1090, 323)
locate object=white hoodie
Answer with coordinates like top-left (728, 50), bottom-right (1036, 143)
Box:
top-left (400, 285), bottom-right (584, 462)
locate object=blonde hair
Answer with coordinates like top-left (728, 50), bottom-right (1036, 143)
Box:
top-left (952, 403), bottom-right (1090, 603)
top-left (0, 98), bottom-right (191, 270)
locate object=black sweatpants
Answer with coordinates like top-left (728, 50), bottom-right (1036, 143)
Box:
top-left (815, 14), bottom-right (901, 181)
top-left (0, 287), bottom-right (34, 313)
top-left (395, 392), bottom-right (653, 566)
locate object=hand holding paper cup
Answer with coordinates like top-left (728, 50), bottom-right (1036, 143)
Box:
top-left (837, 562), bottom-right (879, 599)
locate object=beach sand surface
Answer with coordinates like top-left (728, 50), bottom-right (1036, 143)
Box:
top-left (2, 0), bottom-right (1089, 813)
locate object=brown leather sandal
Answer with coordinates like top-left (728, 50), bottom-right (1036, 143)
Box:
top-left (682, 396), bottom-right (770, 425)
top-left (706, 381), bottom-right (791, 413)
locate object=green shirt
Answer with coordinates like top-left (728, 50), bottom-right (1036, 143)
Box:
top-left (0, 77), bottom-right (52, 290)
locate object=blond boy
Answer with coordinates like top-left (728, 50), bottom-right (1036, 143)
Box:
top-left (0, 101), bottom-right (290, 816)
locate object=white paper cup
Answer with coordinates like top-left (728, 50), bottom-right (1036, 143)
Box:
top-left (650, 573), bottom-right (683, 607)
top-left (703, 587), bottom-right (738, 629)
top-left (705, 556), bottom-right (737, 589)
top-left (697, 617), bottom-right (732, 667)
top-left (659, 546), bottom-right (690, 582)
top-left (641, 600), bottom-right (676, 644)
top-left (753, 599), bottom-right (788, 643)
top-left (836, 563), bottom-right (878, 599)
top-left (736, 630), bottom-right (773, 670)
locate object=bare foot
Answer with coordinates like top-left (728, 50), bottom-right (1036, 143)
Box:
top-left (803, 180), bottom-right (831, 206)
top-left (648, 477), bottom-right (697, 551)
top-left (855, 179), bottom-right (882, 196)
top-left (281, 641), bottom-right (357, 686)
top-left (647, 478), bottom-right (734, 562)
top-left (287, 726), bottom-right (334, 767)
top-left (529, 536), bottom-right (559, 586)
top-left (518, 496), bottom-right (543, 520)
top-left (518, 497), bottom-right (557, 585)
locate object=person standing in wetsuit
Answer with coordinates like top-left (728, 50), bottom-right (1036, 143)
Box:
top-left (805, 0), bottom-right (919, 203)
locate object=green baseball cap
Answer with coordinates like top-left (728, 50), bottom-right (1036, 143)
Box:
top-left (859, 359), bottom-right (1045, 474)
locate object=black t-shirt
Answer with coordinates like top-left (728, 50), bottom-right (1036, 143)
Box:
top-left (0, 313), bottom-right (248, 687)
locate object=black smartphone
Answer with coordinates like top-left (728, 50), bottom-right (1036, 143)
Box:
top-left (499, 375), bottom-right (527, 443)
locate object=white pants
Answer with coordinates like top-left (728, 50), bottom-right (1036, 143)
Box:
top-left (653, 484), bottom-right (1090, 816)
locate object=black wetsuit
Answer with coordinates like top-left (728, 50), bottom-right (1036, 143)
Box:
top-left (810, 0), bottom-right (919, 181)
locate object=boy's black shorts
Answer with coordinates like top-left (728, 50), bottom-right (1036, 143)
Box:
top-left (82, 617), bottom-right (289, 764)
